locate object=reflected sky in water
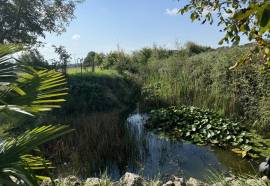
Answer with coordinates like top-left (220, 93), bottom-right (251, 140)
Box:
top-left (122, 113), bottom-right (254, 180)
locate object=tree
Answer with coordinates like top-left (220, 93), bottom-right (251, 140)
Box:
top-left (133, 48), bottom-right (153, 64)
top-left (94, 52), bottom-right (105, 67)
top-left (18, 49), bottom-right (50, 69)
top-left (0, 44), bottom-right (72, 185)
top-left (53, 45), bottom-right (71, 74)
top-left (0, 0), bottom-right (81, 45)
top-left (84, 51), bottom-right (96, 72)
top-left (103, 52), bottom-right (119, 69)
top-left (179, 0), bottom-right (270, 71)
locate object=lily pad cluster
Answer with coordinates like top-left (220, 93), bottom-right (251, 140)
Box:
top-left (146, 106), bottom-right (250, 147)
top-left (146, 106), bottom-right (270, 158)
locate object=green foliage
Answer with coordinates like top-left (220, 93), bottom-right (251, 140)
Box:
top-left (58, 70), bottom-right (140, 114)
top-left (83, 51), bottom-right (105, 72)
top-left (52, 45), bottom-right (72, 74)
top-left (18, 50), bottom-right (50, 69)
top-left (146, 106), bottom-right (270, 158)
top-left (139, 45), bottom-right (270, 134)
top-left (0, 0), bottom-right (80, 44)
top-left (101, 45), bottom-right (185, 75)
top-left (132, 48), bottom-right (153, 64)
top-left (179, 0), bottom-right (270, 70)
top-left (1, 67), bottom-right (68, 115)
top-left (0, 125), bottom-right (73, 185)
top-left (102, 51), bottom-right (136, 74)
top-left (146, 106), bottom-right (249, 147)
top-left (185, 42), bottom-right (212, 55)
top-left (0, 44), bottom-right (72, 185)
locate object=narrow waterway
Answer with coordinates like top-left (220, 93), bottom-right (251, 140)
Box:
top-left (49, 111), bottom-right (257, 180)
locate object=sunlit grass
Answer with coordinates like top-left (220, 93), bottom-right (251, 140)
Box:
top-left (207, 170), bottom-right (269, 186)
top-left (67, 67), bottom-right (119, 77)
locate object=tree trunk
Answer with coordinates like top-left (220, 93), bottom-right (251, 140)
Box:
top-left (92, 61), bottom-right (95, 72)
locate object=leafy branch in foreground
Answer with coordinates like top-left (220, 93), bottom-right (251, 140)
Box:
top-left (179, 0), bottom-right (270, 71)
top-left (0, 44), bottom-right (72, 185)
top-left (0, 125), bottom-right (74, 185)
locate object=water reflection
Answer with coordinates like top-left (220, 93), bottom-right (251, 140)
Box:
top-left (127, 113), bottom-right (255, 180)
top-left (47, 112), bottom-right (255, 180)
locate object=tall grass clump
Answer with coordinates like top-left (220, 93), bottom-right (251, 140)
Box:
top-left (43, 112), bottom-right (140, 179)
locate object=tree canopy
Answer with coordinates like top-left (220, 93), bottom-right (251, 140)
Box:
top-left (53, 45), bottom-right (71, 74)
top-left (179, 0), bottom-right (270, 70)
top-left (0, 0), bottom-right (81, 45)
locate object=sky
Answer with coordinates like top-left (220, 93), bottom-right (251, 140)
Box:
top-left (39, 0), bottom-right (247, 61)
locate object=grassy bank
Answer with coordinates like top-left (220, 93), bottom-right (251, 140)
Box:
top-left (62, 68), bottom-right (140, 114)
top-left (128, 45), bottom-right (270, 136)
top-left (38, 69), bottom-right (141, 178)
top-left (0, 68), bottom-right (140, 144)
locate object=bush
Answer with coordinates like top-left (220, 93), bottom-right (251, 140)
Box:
top-left (185, 41), bottom-right (212, 55)
top-left (58, 72), bottom-right (140, 114)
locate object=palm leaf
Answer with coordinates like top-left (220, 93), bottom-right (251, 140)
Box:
top-left (0, 45), bottom-right (72, 185)
top-left (0, 125), bottom-right (74, 186)
top-left (0, 44), bottom-right (68, 115)
top-left (14, 67), bottom-right (68, 113)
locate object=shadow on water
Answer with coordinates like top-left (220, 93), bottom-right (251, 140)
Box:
top-left (46, 110), bottom-right (257, 180)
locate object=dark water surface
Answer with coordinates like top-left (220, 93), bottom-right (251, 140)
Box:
top-left (124, 113), bottom-right (256, 180)
top-left (50, 111), bottom-right (256, 180)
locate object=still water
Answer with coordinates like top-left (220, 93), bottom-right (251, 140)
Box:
top-left (49, 111), bottom-right (256, 180)
top-left (123, 113), bottom-right (255, 180)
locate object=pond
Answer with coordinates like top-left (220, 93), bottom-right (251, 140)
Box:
top-left (47, 110), bottom-right (257, 181)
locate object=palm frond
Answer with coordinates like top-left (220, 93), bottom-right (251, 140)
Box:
top-left (0, 125), bottom-right (74, 186)
top-left (0, 44), bottom-right (22, 82)
top-left (0, 44), bottom-right (68, 115)
top-left (15, 67), bottom-right (68, 113)
top-left (0, 44), bottom-right (72, 185)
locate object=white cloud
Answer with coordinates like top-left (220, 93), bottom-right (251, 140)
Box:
top-left (72, 34), bottom-right (81, 40)
top-left (165, 8), bottom-right (179, 16)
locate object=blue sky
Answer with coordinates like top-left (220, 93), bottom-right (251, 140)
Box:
top-left (39, 0), bottom-right (245, 60)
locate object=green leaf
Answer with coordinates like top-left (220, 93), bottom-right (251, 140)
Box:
top-left (0, 125), bottom-right (74, 185)
top-left (259, 4), bottom-right (270, 27)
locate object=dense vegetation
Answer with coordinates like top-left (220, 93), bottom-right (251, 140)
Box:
top-left (0, 45), bottom-right (73, 185)
top-left (61, 69), bottom-right (140, 114)
top-left (100, 43), bottom-right (270, 136)
top-left (146, 106), bottom-right (270, 158)
top-left (180, 1), bottom-right (270, 71)
top-left (1, 0), bottom-right (270, 184)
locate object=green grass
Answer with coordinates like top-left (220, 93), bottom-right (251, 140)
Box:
top-left (137, 45), bottom-right (270, 135)
top-left (42, 112), bottom-right (140, 178)
top-left (207, 171), bottom-right (269, 186)
top-left (67, 67), bottom-right (119, 77)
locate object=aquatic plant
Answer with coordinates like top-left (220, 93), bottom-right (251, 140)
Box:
top-left (146, 106), bottom-right (270, 158)
top-left (146, 106), bottom-right (248, 146)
